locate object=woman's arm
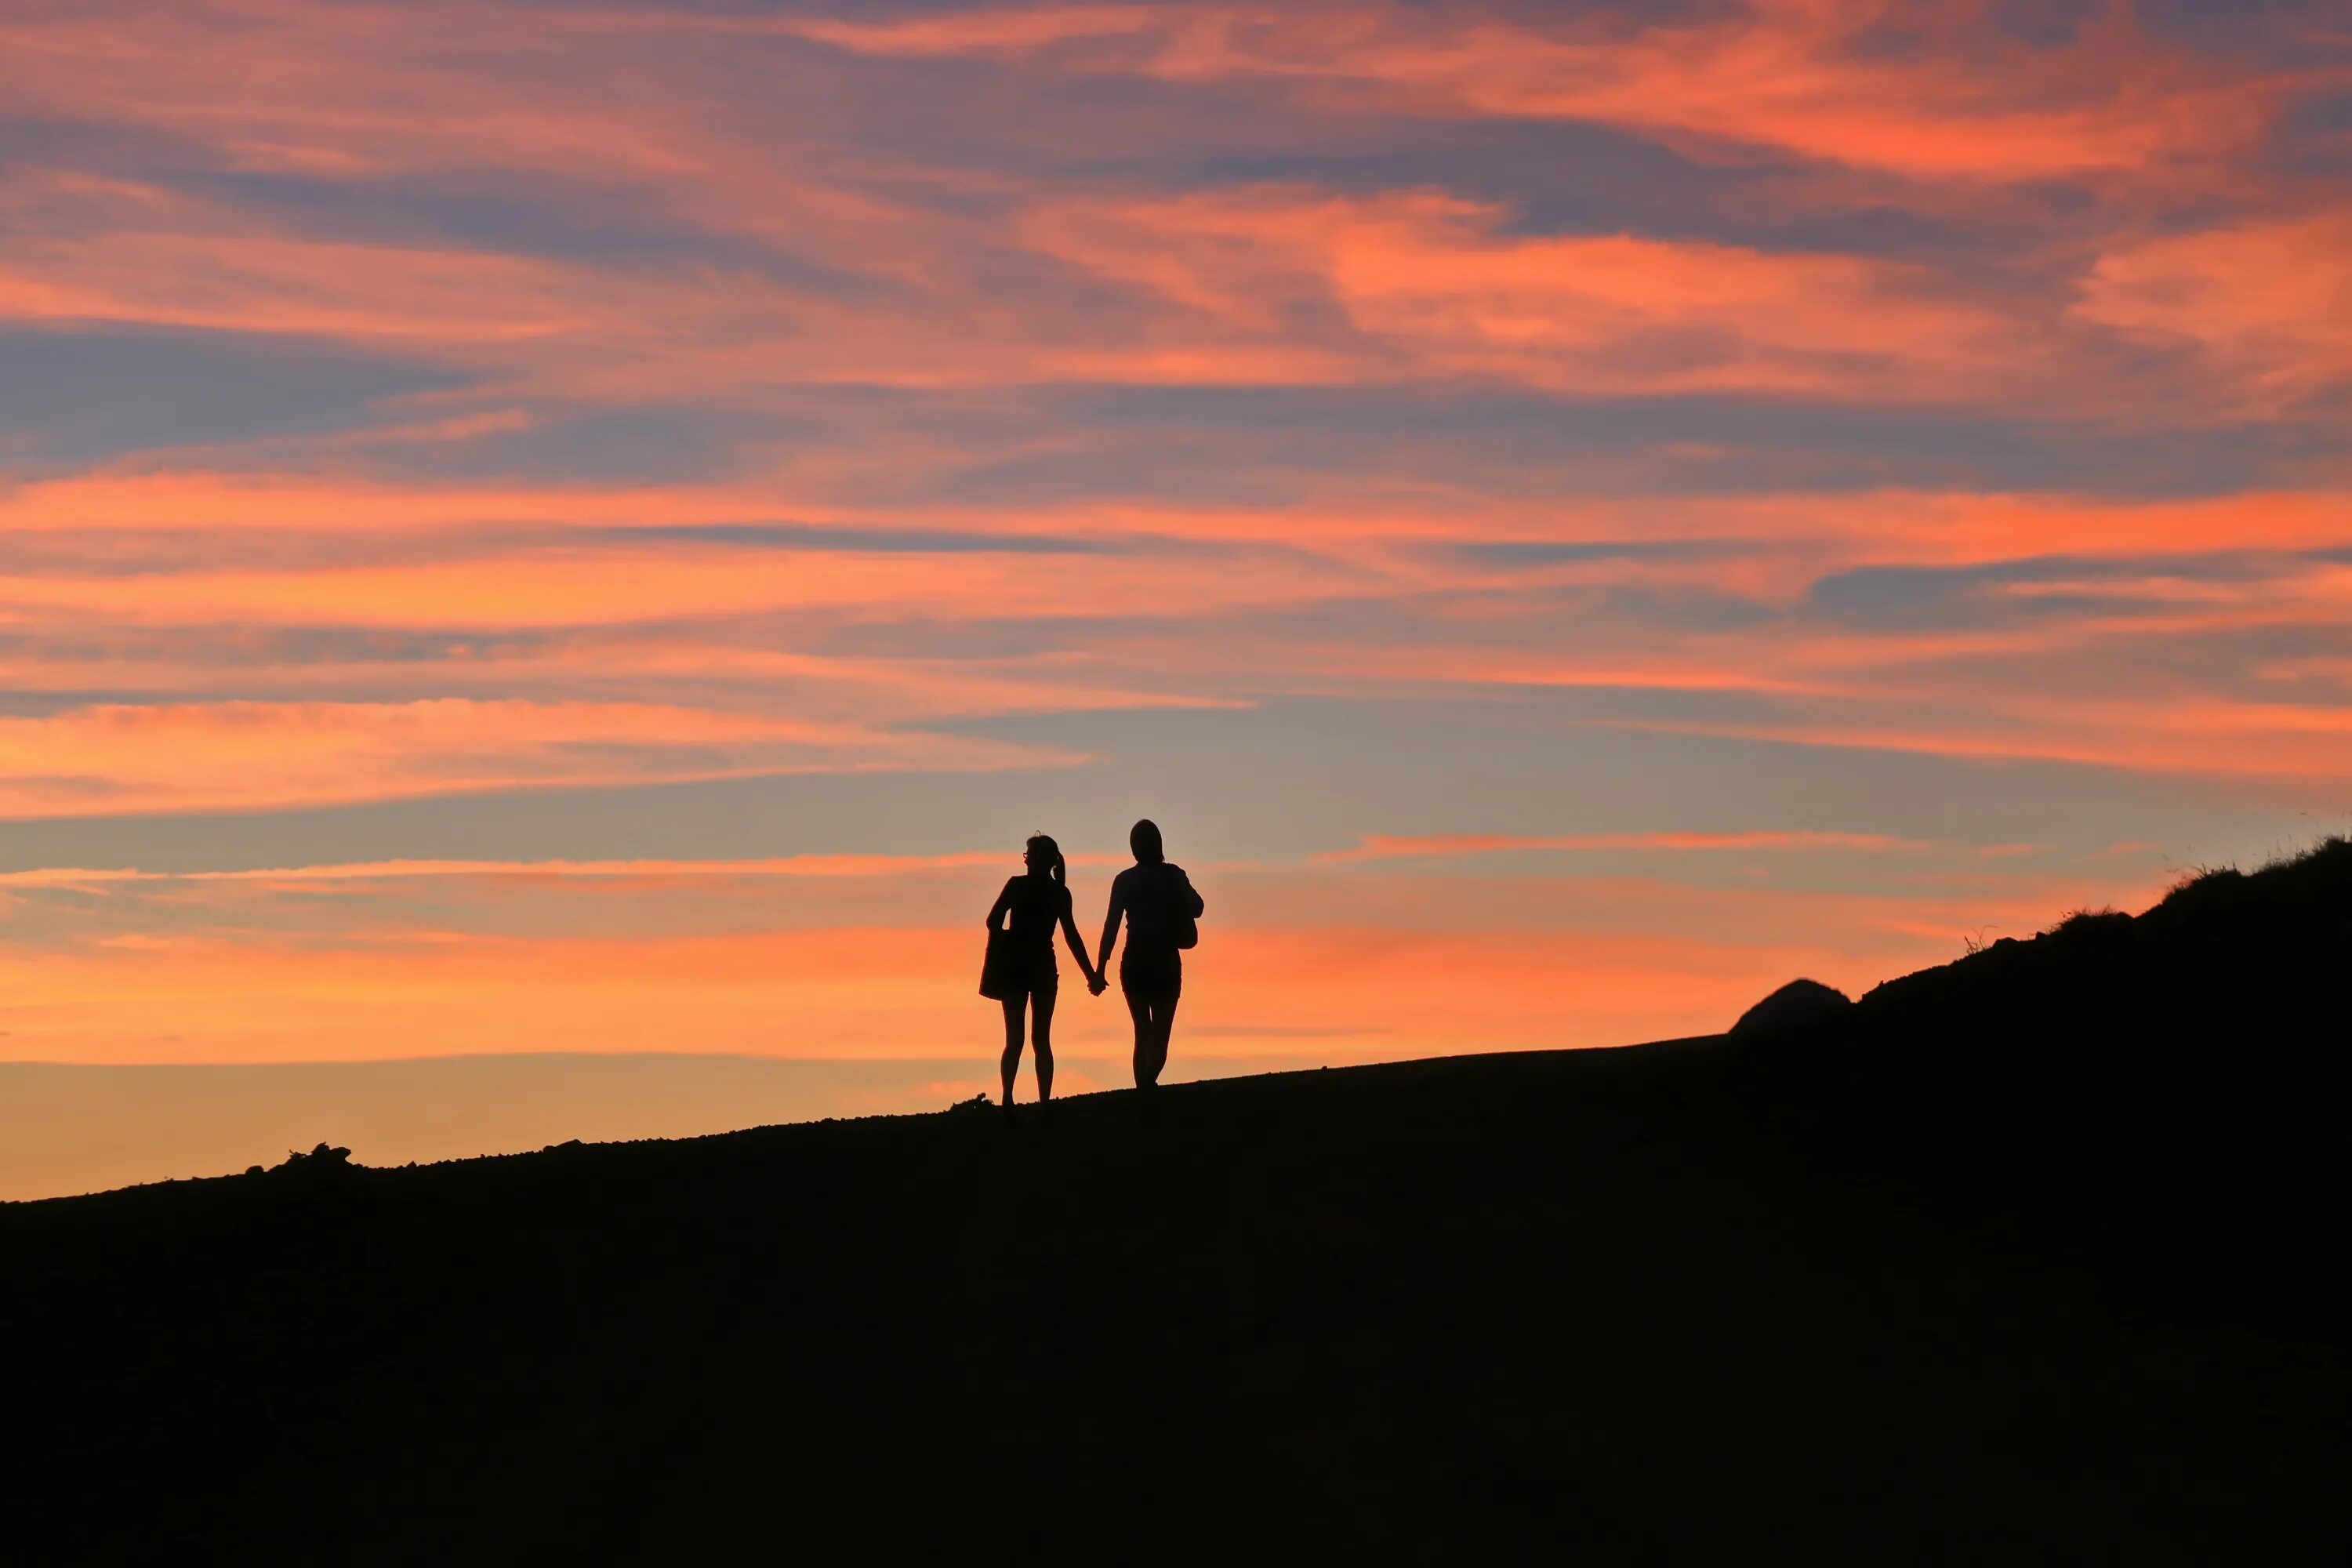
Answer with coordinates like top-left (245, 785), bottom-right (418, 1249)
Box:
top-left (985, 879), bottom-right (1014, 930)
top-left (1058, 891), bottom-right (1096, 983)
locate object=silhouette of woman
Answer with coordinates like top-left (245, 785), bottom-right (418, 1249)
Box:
top-left (1095, 819), bottom-right (1204, 1095)
top-left (985, 834), bottom-right (1101, 1109)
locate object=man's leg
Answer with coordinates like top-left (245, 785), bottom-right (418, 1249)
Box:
top-left (1124, 985), bottom-right (1153, 1089)
top-left (1145, 991), bottom-right (1179, 1087)
top-left (1134, 998), bottom-right (1173, 1089)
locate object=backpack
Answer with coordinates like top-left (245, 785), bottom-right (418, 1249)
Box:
top-left (1167, 865), bottom-right (1200, 950)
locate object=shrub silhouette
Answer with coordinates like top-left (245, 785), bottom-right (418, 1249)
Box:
top-left (2041, 906), bottom-right (2130, 939)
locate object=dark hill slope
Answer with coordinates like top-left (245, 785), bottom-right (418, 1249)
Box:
top-left (3, 1044), bottom-right (2344, 1564)
top-left (1740, 837), bottom-right (2351, 1330)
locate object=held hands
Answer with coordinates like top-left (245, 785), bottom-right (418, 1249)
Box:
top-left (1087, 968), bottom-right (1109, 997)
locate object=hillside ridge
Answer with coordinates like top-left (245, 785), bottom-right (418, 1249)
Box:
top-left (4, 848), bottom-right (2346, 1561)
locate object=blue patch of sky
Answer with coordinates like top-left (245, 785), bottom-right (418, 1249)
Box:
top-left (154, 360), bottom-right (2326, 503)
top-left (667, 25), bottom-right (1972, 267)
top-left (0, 326), bottom-right (467, 470)
top-left (348, 405), bottom-right (787, 485)
top-left (2280, 89), bottom-right (2352, 138)
top-left (2140, 0), bottom-right (2352, 63)
top-left (0, 115), bottom-right (212, 180)
top-left (972, 581), bottom-right (1782, 654)
top-left (1846, 0), bottom-right (2103, 59)
top-left (0, 692), bottom-right (143, 719)
top-left (936, 383), bottom-right (2332, 503)
top-left (0, 520), bottom-right (1145, 579)
top-left (499, 0), bottom-right (1079, 18)
top-left (655, 45), bottom-right (1289, 200)
top-left (1802, 552), bottom-right (2335, 630)
top-left (1189, 128), bottom-right (2002, 265)
top-left (804, 612), bottom-right (1183, 662)
top-left (2271, 91), bottom-right (2352, 181)
top-left (187, 168), bottom-right (883, 297)
top-left (1982, 0), bottom-right (2105, 48)
top-left (917, 694), bottom-right (2310, 863)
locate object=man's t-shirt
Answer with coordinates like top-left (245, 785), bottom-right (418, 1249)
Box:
top-left (1113, 862), bottom-right (1203, 956)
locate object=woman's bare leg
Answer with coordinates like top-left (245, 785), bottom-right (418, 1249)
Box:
top-left (1000, 995), bottom-right (1025, 1106)
top-left (1031, 985), bottom-right (1058, 1102)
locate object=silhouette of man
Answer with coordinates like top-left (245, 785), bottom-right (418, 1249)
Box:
top-left (1095, 818), bottom-right (1203, 1094)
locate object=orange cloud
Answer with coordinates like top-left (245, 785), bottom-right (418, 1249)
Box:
top-left (1622, 696), bottom-right (2352, 783)
top-left (0, 539), bottom-right (1363, 631)
top-left (797, 1), bottom-right (2283, 183)
top-left (0, 11), bottom-right (2287, 417)
top-left (1313, 829), bottom-right (1926, 864)
top-left (9, 468), bottom-right (2349, 805)
top-left (1025, 188), bottom-right (2024, 400)
top-left (0, 0), bottom-right (2320, 430)
top-left (2074, 211), bottom-right (2352, 407)
top-left (0, 699), bottom-right (1069, 817)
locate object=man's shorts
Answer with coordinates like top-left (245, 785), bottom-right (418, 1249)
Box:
top-left (1120, 948), bottom-right (1181, 1002)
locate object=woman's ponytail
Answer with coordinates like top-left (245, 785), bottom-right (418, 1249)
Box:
top-left (1026, 833), bottom-right (1065, 886)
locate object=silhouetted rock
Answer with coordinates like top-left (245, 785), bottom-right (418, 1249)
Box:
top-left (1730, 977), bottom-right (1853, 1039)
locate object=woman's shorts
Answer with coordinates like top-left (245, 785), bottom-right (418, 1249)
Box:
top-left (1007, 968), bottom-right (1058, 1004)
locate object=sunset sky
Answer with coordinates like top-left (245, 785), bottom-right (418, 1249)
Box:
top-left (3, 0), bottom-right (2350, 1186)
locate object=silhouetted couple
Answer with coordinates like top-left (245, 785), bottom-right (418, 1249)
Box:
top-left (981, 818), bottom-right (1204, 1110)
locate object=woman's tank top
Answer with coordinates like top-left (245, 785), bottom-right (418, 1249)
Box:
top-left (999, 876), bottom-right (1069, 979)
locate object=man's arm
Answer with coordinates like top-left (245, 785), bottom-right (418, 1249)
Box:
top-left (1095, 875), bottom-right (1127, 976)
